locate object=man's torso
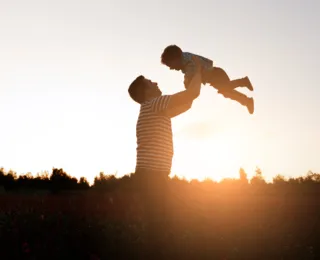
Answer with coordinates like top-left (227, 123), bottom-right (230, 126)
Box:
top-left (136, 97), bottom-right (173, 173)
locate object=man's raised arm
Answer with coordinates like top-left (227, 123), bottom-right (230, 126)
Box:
top-left (150, 56), bottom-right (202, 117)
top-left (164, 56), bottom-right (202, 112)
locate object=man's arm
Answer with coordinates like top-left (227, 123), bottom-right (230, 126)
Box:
top-left (183, 74), bottom-right (193, 90)
top-left (165, 56), bottom-right (202, 110)
top-left (151, 56), bottom-right (202, 116)
top-left (183, 59), bottom-right (197, 90)
top-left (154, 72), bottom-right (201, 117)
top-left (165, 102), bottom-right (193, 118)
top-left (183, 54), bottom-right (213, 89)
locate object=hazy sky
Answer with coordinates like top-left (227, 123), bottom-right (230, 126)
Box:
top-left (0, 0), bottom-right (319, 183)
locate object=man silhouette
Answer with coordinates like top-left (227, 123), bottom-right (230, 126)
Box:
top-left (128, 57), bottom-right (202, 258)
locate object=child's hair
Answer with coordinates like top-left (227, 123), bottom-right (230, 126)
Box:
top-left (128, 75), bottom-right (146, 104)
top-left (161, 45), bottom-right (183, 65)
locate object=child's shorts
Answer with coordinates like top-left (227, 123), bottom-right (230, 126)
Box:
top-left (203, 67), bottom-right (231, 90)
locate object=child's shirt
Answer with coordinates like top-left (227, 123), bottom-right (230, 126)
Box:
top-left (182, 52), bottom-right (213, 88)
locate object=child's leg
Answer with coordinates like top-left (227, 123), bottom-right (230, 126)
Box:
top-left (230, 76), bottom-right (253, 91)
top-left (204, 67), bottom-right (253, 91)
top-left (204, 68), bottom-right (254, 114)
top-left (219, 88), bottom-right (254, 114)
top-left (204, 67), bottom-right (232, 91)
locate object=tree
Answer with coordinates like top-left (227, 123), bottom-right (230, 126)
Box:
top-left (272, 174), bottom-right (287, 184)
top-left (239, 168), bottom-right (248, 184)
top-left (50, 168), bottom-right (75, 192)
top-left (2, 170), bottom-right (17, 190)
top-left (304, 171), bottom-right (320, 183)
top-left (250, 167), bottom-right (266, 186)
top-left (79, 177), bottom-right (90, 189)
top-left (93, 172), bottom-right (118, 191)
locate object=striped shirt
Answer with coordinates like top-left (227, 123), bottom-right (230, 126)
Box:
top-left (182, 52), bottom-right (213, 88)
top-left (136, 95), bottom-right (173, 173)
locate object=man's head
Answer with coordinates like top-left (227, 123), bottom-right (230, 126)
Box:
top-left (128, 75), bottom-right (162, 104)
top-left (161, 45), bottom-right (184, 71)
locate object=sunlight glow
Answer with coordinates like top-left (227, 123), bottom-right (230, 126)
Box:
top-left (171, 129), bottom-right (252, 182)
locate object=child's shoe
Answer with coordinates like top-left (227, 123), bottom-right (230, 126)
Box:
top-left (247, 97), bottom-right (254, 114)
top-left (244, 76), bottom-right (254, 91)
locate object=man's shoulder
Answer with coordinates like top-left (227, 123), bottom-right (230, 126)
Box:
top-left (140, 95), bottom-right (171, 110)
top-left (139, 95), bottom-right (172, 118)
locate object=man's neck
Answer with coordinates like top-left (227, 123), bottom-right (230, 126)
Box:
top-left (146, 94), bottom-right (161, 102)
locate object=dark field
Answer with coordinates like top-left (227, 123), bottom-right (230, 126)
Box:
top-left (1, 189), bottom-right (320, 259)
top-left (1, 169), bottom-right (320, 259)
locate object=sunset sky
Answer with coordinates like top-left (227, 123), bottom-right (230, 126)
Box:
top-left (0, 0), bottom-right (319, 183)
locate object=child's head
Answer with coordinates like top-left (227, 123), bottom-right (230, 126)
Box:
top-left (161, 45), bottom-right (183, 71)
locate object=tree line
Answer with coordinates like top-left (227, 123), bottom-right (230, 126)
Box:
top-left (1, 167), bottom-right (320, 194)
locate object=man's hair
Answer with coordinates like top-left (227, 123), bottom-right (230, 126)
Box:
top-left (128, 75), bottom-right (146, 104)
top-left (161, 45), bottom-right (183, 65)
